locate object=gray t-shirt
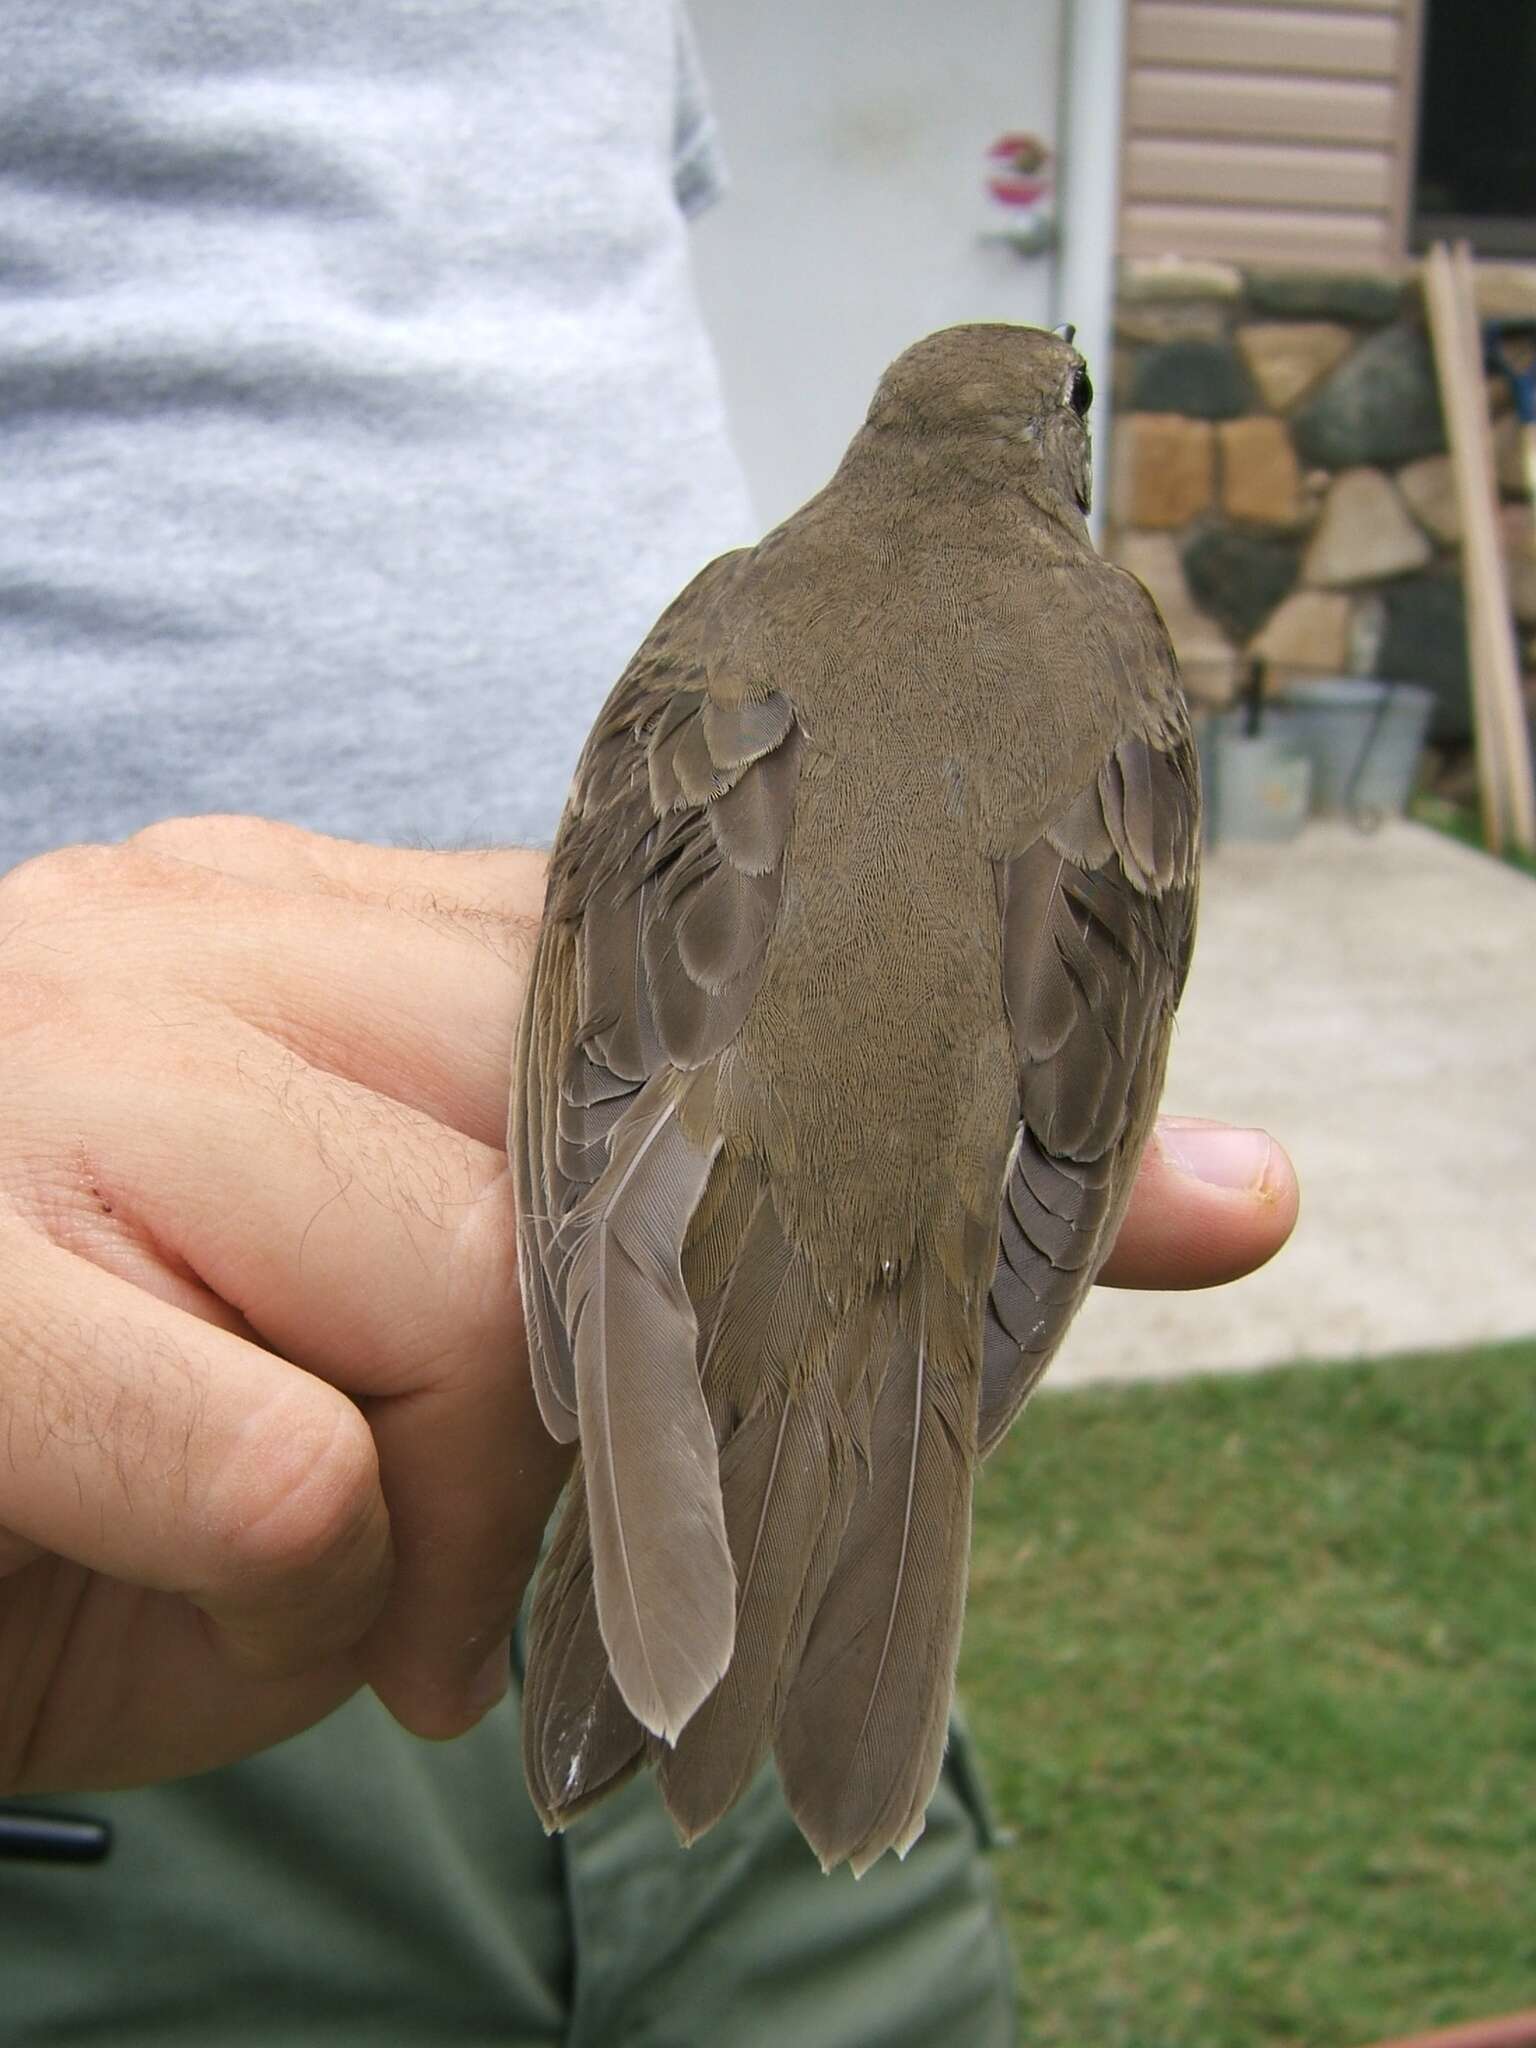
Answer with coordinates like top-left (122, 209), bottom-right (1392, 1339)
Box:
top-left (0, 0), bottom-right (755, 867)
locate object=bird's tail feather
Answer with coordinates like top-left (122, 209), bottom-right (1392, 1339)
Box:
top-left (526, 1126), bottom-right (977, 1873)
top-left (774, 1295), bottom-right (976, 1875)
top-left (653, 1223), bottom-right (888, 1839)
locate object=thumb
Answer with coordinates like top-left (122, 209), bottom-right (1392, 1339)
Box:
top-left (1097, 1116), bottom-right (1298, 1290)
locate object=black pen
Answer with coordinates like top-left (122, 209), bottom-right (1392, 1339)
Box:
top-left (0, 1808), bottom-right (112, 1863)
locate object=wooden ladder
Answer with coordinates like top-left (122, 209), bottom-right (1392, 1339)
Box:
top-left (1422, 239), bottom-right (1536, 858)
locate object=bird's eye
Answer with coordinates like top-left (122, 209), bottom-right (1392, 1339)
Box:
top-left (1069, 366), bottom-right (1093, 419)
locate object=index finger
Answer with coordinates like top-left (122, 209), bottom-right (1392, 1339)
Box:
top-left (0, 1219), bottom-right (393, 1681)
top-left (128, 813), bottom-right (547, 923)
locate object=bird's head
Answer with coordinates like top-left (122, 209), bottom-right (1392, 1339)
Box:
top-left (862, 322), bottom-right (1094, 526)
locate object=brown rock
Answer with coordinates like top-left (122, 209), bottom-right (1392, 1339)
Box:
top-left (1476, 265), bottom-right (1536, 322)
top-left (1503, 503), bottom-right (1536, 626)
top-left (1248, 590), bottom-right (1352, 675)
top-left (1236, 322), bottom-right (1353, 412)
top-left (1303, 468), bottom-right (1433, 587)
top-left (1110, 413), bottom-right (1215, 528)
top-left (1219, 417), bottom-right (1303, 526)
top-left (1397, 454), bottom-right (1460, 545)
top-left (1118, 256), bottom-right (1243, 301)
top-left (1109, 530), bottom-right (1238, 703)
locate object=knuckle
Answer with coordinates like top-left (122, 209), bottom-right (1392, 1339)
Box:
top-left (0, 842), bottom-right (117, 917)
top-left (203, 1390), bottom-right (382, 1598)
top-left (125, 813), bottom-right (268, 865)
top-left (0, 842), bottom-right (192, 1044)
top-left (0, 838), bottom-right (210, 935)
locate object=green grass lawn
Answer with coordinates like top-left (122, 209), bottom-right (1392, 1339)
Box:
top-left (1409, 793), bottom-right (1536, 881)
top-left (960, 1339), bottom-right (1536, 2048)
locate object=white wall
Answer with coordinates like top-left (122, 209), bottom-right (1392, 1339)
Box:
top-left (687, 0), bottom-right (1066, 528)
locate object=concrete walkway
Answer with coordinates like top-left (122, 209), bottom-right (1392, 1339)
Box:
top-left (1055, 820), bottom-right (1536, 1388)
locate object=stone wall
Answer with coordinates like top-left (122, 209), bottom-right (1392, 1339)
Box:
top-left (1105, 258), bottom-right (1536, 767)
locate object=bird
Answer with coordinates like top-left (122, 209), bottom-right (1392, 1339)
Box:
top-left (511, 321), bottom-right (1200, 1876)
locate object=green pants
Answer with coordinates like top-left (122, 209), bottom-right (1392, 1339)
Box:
top-left (1, 1685), bottom-right (1015, 2044)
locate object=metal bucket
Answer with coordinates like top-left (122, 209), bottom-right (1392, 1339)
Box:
top-left (1207, 728), bottom-right (1312, 844)
top-left (1277, 677), bottom-right (1434, 824)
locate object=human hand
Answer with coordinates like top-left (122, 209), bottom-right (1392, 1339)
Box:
top-left (0, 817), bottom-right (566, 1794)
top-left (0, 817), bottom-right (1295, 1796)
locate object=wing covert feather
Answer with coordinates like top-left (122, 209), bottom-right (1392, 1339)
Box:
top-left (982, 725), bottom-right (1199, 1453)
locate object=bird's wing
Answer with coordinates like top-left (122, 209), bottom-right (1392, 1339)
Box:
top-left (512, 548), bottom-right (806, 1745)
top-left (982, 693), bottom-right (1199, 1455)
top-left (515, 549), bottom-right (805, 1433)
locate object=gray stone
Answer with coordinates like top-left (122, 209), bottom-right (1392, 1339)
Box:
top-left (1130, 339), bottom-right (1252, 420)
top-left (1116, 299), bottom-right (1230, 346)
top-left (1373, 576), bottom-right (1470, 743)
top-left (1244, 270), bottom-right (1408, 324)
top-left (1181, 526), bottom-right (1304, 643)
top-left (1291, 325), bottom-right (1446, 468)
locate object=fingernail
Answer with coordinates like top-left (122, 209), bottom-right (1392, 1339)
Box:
top-left (465, 1643), bottom-right (511, 1718)
top-left (1159, 1122), bottom-right (1275, 1194)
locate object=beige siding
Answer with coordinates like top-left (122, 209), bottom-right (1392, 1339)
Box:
top-left (1126, 137), bottom-right (1393, 211)
top-left (1129, 4), bottom-right (1398, 77)
top-left (1127, 68), bottom-right (1396, 147)
top-left (1119, 0), bottom-right (1421, 270)
top-left (1120, 203), bottom-right (1388, 268)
